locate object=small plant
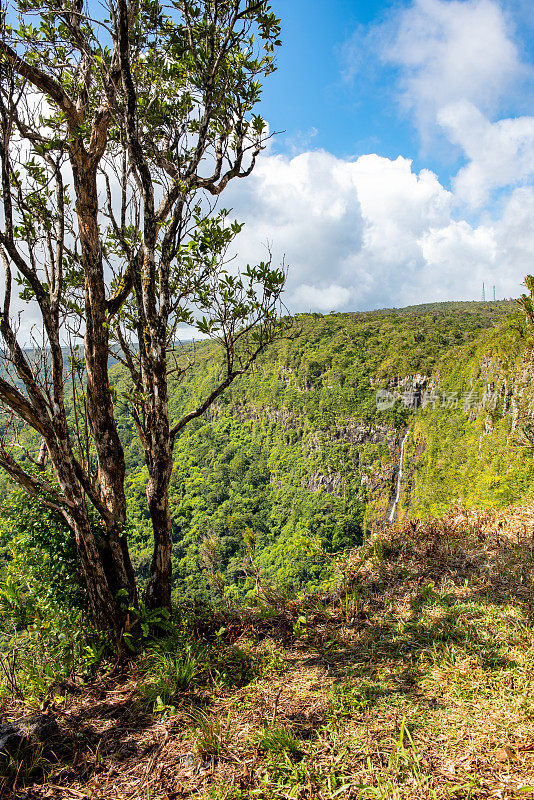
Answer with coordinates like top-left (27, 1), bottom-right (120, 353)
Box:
top-left (153, 694), bottom-right (176, 721)
top-left (292, 615), bottom-right (308, 638)
top-left (118, 593), bottom-right (173, 649)
top-left (0, 741), bottom-right (50, 797)
top-left (255, 640), bottom-right (287, 677)
top-left (139, 642), bottom-right (199, 710)
top-left (188, 709), bottom-right (232, 757)
top-left (257, 724), bottom-right (302, 758)
top-left (372, 539), bottom-right (384, 564)
top-left (211, 643), bottom-right (255, 688)
top-left (426, 640), bottom-right (459, 668)
top-left (340, 590), bottom-right (361, 623)
top-left (381, 715), bottom-right (437, 797)
top-left (328, 679), bottom-right (377, 720)
top-left (0, 605), bottom-right (105, 702)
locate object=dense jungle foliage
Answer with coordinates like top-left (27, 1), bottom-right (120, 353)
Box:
top-left (3, 299), bottom-right (532, 610)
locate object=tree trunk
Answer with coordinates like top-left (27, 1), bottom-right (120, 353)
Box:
top-left (98, 524), bottom-right (138, 606)
top-left (71, 155), bottom-right (137, 610)
top-left (144, 348), bottom-right (173, 611)
top-left (145, 471), bottom-right (173, 611)
top-left (47, 442), bottom-right (127, 632)
top-left (71, 511), bottom-right (124, 634)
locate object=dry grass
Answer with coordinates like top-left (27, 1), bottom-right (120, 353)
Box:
top-left (4, 503), bottom-right (534, 799)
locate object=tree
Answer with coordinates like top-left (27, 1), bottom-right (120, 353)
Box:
top-left (518, 275), bottom-right (534, 327)
top-left (0, 0), bottom-right (285, 634)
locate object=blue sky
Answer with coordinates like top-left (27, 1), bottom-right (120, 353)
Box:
top-left (261, 0), bottom-right (534, 184)
top-left (261, 0), bottom-right (419, 166)
top-left (224, 0), bottom-right (534, 311)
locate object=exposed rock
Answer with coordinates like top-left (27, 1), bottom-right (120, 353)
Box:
top-left (334, 422), bottom-right (396, 447)
top-left (0, 713), bottom-right (59, 755)
top-left (304, 469), bottom-right (343, 494)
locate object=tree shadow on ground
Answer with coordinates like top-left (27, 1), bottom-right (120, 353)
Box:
top-left (291, 522), bottom-right (534, 719)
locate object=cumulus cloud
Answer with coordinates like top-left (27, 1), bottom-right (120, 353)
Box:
top-left (251, 0), bottom-right (525, 312)
top-left (224, 150), bottom-right (365, 310)
top-left (368, 0), bottom-right (534, 211)
top-left (492, 187), bottom-right (534, 279)
top-left (293, 283), bottom-right (352, 312)
top-left (216, 0), bottom-right (534, 313)
top-left (380, 0), bottom-right (524, 138)
top-left (438, 101), bottom-right (534, 207)
top-left (225, 149), bottom-right (524, 312)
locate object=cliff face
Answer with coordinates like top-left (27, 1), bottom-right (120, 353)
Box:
top-left (402, 319), bottom-right (534, 519)
top-left (207, 396), bottom-right (401, 516)
top-left (116, 300), bottom-right (531, 596)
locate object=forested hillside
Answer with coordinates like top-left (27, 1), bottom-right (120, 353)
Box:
top-left (404, 313), bottom-right (534, 516)
top-left (2, 300), bottom-right (531, 603)
top-left (95, 299), bottom-right (531, 600)
top-left (4, 300), bottom-right (534, 799)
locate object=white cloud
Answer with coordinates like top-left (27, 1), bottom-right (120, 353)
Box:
top-left (419, 220), bottom-right (497, 296)
top-left (208, 1), bottom-right (534, 315)
top-left (224, 150), bottom-right (365, 311)
top-left (381, 0), bottom-right (524, 138)
top-left (293, 283), bottom-right (352, 312)
top-left (438, 101), bottom-right (534, 207)
top-left (209, 1), bottom-right (534, 314)
top-left (351, 154), bottom-right (452, 233)
top-left (493, 187), bottom-right (534, 281)
top-left (226, 149), bottom-right (525, 312)
top-left (364, 0), bottom-right (534, 220)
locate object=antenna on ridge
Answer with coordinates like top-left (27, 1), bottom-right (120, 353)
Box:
top-left (493, 285), bottom-right (496, 301)
top-left (482, 282), bottom-right (486, 302)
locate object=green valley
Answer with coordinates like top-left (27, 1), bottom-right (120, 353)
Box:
top-left (99, 299), bottom-right (533, 600)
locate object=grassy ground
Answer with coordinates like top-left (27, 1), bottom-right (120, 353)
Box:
top-left (3, 504), bottom-right (534, 799)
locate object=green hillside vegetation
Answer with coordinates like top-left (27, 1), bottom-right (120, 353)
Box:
top-left (404, 310), bottom-right (534, 517)
top-left (103, 301), bottom-right (527, 600)
top-left (2, 300), bottom-right (531, 606)
top-left (4, 300), bottom-right (534, 799)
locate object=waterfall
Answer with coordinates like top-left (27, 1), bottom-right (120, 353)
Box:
top-left (388, 431), bottom-right (408, 523)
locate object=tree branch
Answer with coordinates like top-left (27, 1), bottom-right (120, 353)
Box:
top-left (0, 41), bottom-right (83, 130)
